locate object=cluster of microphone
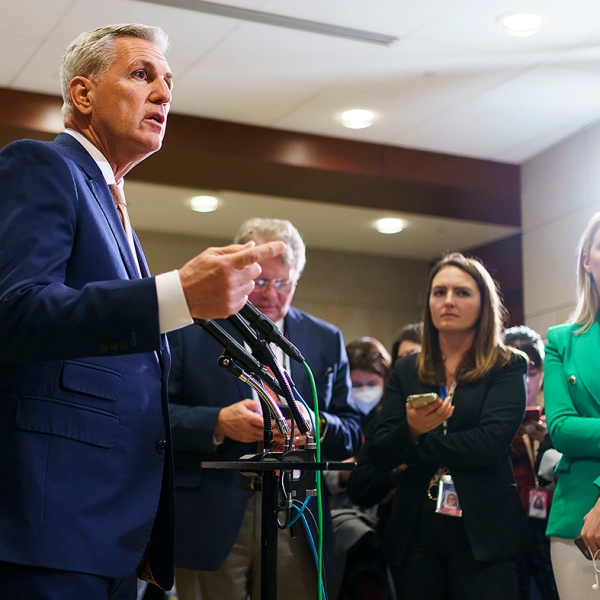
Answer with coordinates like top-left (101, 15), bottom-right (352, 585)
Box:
top-left (193, 301), bottom-right (310, 438)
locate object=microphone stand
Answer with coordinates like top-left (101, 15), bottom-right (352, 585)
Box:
top-left (195, 318), bottom-right (354, 600)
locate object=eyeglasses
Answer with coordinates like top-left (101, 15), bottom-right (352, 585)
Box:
top-left (254, 278), bottom-right (295, 292)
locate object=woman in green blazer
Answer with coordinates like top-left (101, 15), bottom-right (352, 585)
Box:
top-left (545, 211), bottom-right (600, 599)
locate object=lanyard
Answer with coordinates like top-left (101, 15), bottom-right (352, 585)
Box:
top-left (522, 433), bottom-right (541, 489)
top-left (440, 381), bottom-right (456, 435)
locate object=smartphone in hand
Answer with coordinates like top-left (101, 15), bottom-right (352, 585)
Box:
top-left (407, 393), bottom-right (440, 409)
top-left (575, 536), bottom-right (594, 560)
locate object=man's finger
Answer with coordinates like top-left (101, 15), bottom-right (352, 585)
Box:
top-left (207, 242), bottom-right (255, 257)
top-left (230, 241), bottom-right (286, 269)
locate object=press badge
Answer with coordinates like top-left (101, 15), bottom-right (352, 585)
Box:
top-left (528, 488), bottom-right (548, 519)
top-left (436, 475), bottom-right (462, 517)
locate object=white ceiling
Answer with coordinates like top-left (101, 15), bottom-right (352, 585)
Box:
top-left (3, 0), bottom-right (598, 258)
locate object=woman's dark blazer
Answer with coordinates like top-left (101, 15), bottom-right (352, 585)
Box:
top-left (368, 352), bottom-right (528, 568)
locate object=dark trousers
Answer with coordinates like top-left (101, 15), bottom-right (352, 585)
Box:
top-left (0, 561), bottom-right (138, 600)
top-left (517, 518), bottom-right (559, 600)
top-left (391, 500), bottom-right (518, 600)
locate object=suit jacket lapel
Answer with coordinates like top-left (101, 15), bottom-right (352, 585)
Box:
top-left (133, 232), bottom-right (151, 278)
top-left (53, 133), bottom-right (140, 280)
top-left (285, 308), bottom-right (307, 396)
top-left (88, 178), bottom-right (141, 279)
top-left (572, 320), bottom-right (600, 402)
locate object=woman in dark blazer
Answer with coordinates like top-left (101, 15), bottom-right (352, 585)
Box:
top-left (368, 252), bottom-right (527, 600)
top-left (545, 212), bottom-right (600, 599)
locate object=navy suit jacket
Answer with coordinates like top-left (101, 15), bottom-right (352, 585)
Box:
top-left (167, 307), bottom-right (361, 571)
top-left (0, 134), bottom-right (174, 588)
top-left (368, 352), bottom-right (528, 567)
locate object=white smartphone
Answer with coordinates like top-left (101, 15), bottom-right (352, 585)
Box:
top-left (406, 393), bottom-right (440, 409)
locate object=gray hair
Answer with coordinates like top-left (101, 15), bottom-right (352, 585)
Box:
top-left (571, 212), bottom-right (600, 333)
top-left (234, 218), bottom-right (306, 278)
top-left (60, 23), bottom-right (169, 119)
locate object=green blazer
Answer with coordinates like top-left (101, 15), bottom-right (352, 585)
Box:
top-left (545, 320), bottom-right (600, 539)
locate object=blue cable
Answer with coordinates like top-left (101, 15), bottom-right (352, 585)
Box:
top-left (288, 496), bottom-right (310, 527)
top-left (289, 381), bottom-right (316, 431)
top-left (295, 505), bottom-right (328, 600)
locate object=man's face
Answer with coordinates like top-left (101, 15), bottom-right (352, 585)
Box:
top-left (87, 36), bottom-right (172, 170)
top-left (248, 256), bottom-right (297, 323)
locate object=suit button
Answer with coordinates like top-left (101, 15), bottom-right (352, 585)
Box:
top-left (569, 375), bottom-right (577, 385)
top-left (156, 440), bottom-right (167, 454)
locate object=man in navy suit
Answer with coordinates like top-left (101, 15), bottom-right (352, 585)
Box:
top-left (168, 218), bottom-right (361, 600)
top-left (0, 24), bottom-right (284, 600)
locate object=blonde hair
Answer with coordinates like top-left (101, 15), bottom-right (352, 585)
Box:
top-left (60, 24), bottom-right (169, 119)
top-left (416, 252), bottom-right (510, 385)
top-left (570, 212), bottom-right (600, 333)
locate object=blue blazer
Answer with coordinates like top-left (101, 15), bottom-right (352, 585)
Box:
top-left (167, 307), bottom-right (361, 571)
top-left (0, 134), bottom-right (174, 588)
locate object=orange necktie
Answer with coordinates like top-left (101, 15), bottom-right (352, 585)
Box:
top-left (109, 184), bottom-right (140, 275)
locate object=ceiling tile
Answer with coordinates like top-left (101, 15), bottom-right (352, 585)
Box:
top-left (172, 19), bottom-right (383, 124)
top-left (0, 0), bottom-right (73, 39)
top-left (388, 62), bottom-right (600, 161)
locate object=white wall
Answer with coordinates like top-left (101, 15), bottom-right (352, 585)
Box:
top-left (522, 120), bottom-right (600, 338)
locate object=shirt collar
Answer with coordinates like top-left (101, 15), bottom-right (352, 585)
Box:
top-left (63, 129), bottom-right (120, 189)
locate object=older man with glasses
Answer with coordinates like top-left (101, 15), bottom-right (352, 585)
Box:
top-left (167, 217), bottom-right (361, 600)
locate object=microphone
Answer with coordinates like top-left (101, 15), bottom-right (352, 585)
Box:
top-left (228, 313), bottom-right (311, 436)
top-left (239, 301), bottom-right (305, 363)
top-left (195, 319), bottom-right (285, 397)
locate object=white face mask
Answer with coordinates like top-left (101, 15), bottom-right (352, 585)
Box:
top-left (352, 385), bottom-right (383, 414)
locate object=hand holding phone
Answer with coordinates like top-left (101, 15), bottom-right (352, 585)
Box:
top-left (575, 536), bottom-right (594, 560)
top-left (407, 393), bottom-right (440, 409)
top-left (405, 392), bottom-right (453, 438)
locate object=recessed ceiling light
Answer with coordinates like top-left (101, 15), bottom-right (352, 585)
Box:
top-left (497, 13), bottom-right (543, 37)
top-left (376, 218), bottom-right (403, 235)
top-left (340, 109), bottom-right (375, 130)
top-left (189, 195), bottom-right (219, 213)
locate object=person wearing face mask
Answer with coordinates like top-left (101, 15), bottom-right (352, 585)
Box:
top-left (325, 338), bottom-right (396, 600)
top-left (346, 338), bottom-right (392, 428)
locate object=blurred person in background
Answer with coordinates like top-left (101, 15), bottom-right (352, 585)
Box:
top-left (544, 212), bottom-right (600, 599)
top-left (368, 253), bottom-right (527, 600)
top-left (390, 323), bottom-right (423, 364)
top-left (327, 337), bottom-right (395, 600)
top-left (504, 326), bottom-right (559, 600)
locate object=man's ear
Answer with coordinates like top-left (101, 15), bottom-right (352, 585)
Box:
top-left (69, 76), bottom-right (94, 116)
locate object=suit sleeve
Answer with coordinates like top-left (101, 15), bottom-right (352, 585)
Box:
top-left (0, 141), bottom-right (160, 363)
top-left (347, 437), bottom-right (397, 508)
top-left (545, 328), bottom-right (600, 458)
top-left (370, 355), bottom-right (527, 471)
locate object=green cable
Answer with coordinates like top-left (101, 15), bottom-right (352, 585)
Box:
top-left (302, 361), bottom-right (323, 600)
